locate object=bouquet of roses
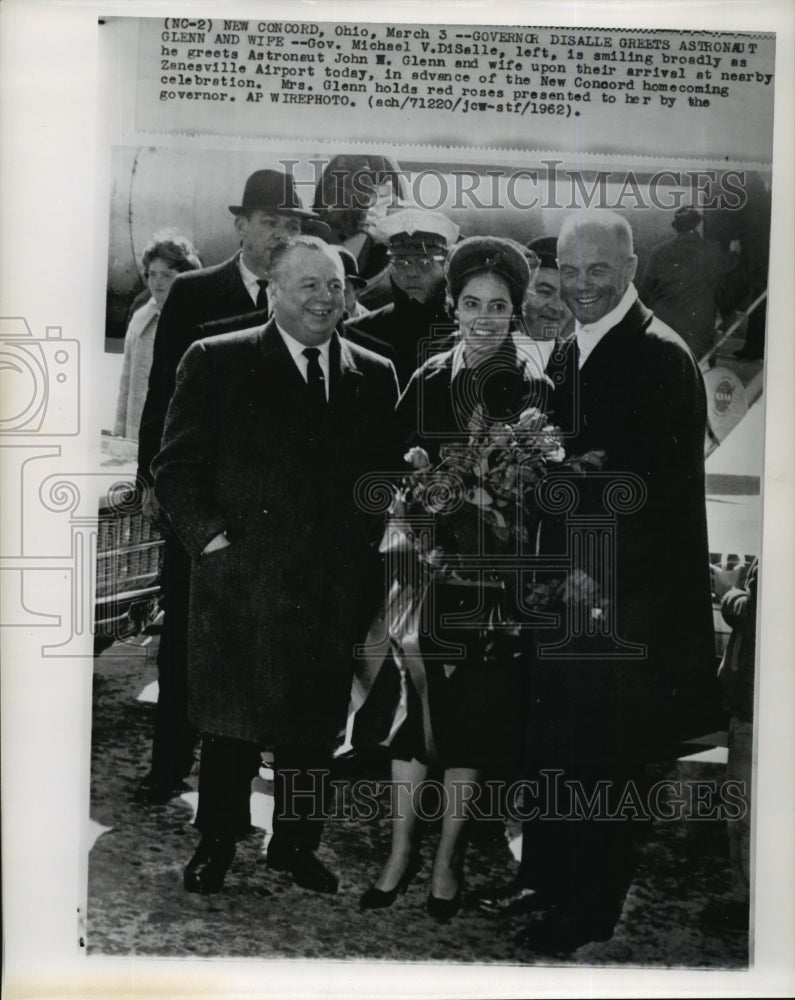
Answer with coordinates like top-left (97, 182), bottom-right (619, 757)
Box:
top-left (380, 404), bottom-right (607, 642)
top-left (386, 405), bottom-right (602, 555)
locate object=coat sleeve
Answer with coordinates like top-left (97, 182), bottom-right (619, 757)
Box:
top-left (151, 341), bottom-right (228, 560)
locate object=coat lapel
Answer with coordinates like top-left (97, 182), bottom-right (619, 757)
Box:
top-left (256, 319), bottom-right (310, 398)
top-left (545, 337), bottom-right (579, 435)
top-left (329, 332), bottom-right (364, 416)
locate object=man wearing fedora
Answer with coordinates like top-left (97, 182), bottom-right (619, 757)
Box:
top-left (336, 246), bottom-right (370, 322)
top-left (344, 207), bottom-right (459, 389)
top-left (134, 169), bottom-right (328, 805)
top-left (153, 236), bottom-right (399, 894)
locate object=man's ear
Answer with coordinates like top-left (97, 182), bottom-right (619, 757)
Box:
top-left (627, 254), bottom-right (638, 284)
top-left (234, 214), bottom-right (247, 242)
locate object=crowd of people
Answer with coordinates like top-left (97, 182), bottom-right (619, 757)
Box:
top-left (111, 163), bottom-right (754, 954)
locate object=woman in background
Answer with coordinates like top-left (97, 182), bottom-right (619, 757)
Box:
top-left (114, 232), bottom-right (200, 441)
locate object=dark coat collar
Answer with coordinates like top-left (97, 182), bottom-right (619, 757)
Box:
top-left (389, 278), bottom-right (448, 319)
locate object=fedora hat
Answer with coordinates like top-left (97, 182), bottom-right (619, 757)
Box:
top-left (525, 235), bottom-right (558, 270)
top-left (229, 169), bottom-right (323, 222)
top-left (336, 247), bottom-right (367, 289)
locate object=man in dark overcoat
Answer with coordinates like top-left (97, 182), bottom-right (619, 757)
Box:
top-left (638, 205), bottom-right (739, 360)
top-left (512, 211), bottom-right (718, 951)
top-left (153, 237), bottom-right (399, 895)
top-left (134, 169), bottom-right (326, 803)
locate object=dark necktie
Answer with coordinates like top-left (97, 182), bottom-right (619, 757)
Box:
top-left (302, 347), bottom-right (327, 407)
top-left (256, 279), bottom-right (268, 311)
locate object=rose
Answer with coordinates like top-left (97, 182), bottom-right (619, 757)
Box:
top-left (487, 425), bottom-right (511, 447)
top-left (516, 406), bottom-right (547, 432)
top-left (404, 446), bottom-right (432, 471)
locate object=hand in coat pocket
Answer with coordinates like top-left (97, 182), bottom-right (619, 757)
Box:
top-left (202, 532), bottom-right (231, 555)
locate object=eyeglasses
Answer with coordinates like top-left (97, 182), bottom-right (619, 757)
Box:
top-left (388, 255), bottom-right (445, 273)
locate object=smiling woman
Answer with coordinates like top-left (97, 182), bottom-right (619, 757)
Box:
top-left (357, 236), bottom-right (545, 919)
top-left (456, 272), bottom-right (513, 364)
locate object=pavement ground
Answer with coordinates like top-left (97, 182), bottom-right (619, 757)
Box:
top-left (88, 640), bottom-right (750, 968)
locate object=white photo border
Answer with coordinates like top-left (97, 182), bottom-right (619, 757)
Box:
top-left (1, 1), bottom-right (793, 998)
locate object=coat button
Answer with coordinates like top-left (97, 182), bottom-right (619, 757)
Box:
top-left (262, 509), bottom-right (268, 514)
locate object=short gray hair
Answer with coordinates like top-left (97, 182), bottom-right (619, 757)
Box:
top-left (558, 210), bottom-right (634, 256)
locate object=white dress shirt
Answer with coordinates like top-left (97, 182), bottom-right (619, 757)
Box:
top-left (238, 253), bottom-right (267, 309)
top-left (576, 283), bottom-right (638, 369)
top-left (276, 323), bottom-right (331, 400)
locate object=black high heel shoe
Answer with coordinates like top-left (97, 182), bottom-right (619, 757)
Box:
top-left (427, 856), bottom-right (465, 922)
top-left (359, 853), bottom-right (422, 910)
top-left (427, 879), bottom-right (463, 922)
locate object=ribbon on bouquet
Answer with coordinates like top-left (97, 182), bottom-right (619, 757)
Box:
top-left (346, 575), bottom-right (440, 764)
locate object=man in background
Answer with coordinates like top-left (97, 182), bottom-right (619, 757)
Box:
top-left (706, 558), bottom-right (758, 930)
top-left (344, 207), bottom-right (459, 388)
top-left (639, 205), bottom-right (740, 361)
top-left (515, 234), bottom-right (575, 385)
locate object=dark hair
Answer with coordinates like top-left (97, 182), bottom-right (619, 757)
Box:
top-left (672, 208), bottom-right (703, 234)
top-left (142, 230), bottom-right (201, 275)
top-left (312, 154), bottom-right (406, 240)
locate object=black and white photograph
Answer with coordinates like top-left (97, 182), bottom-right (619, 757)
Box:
top-left (1, 2), bottom-right (794, 998)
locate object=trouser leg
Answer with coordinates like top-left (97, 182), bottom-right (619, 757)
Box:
top-left (519, 765), bottom-right (646, 929)
top-left (272, 744), bottom-right (333, 851)
top-left (195, 733), bottom-right (262, 839)
top-left (150, 534), bottom-right (197, 784)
